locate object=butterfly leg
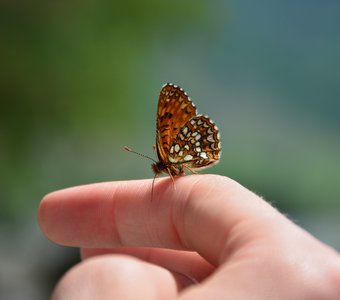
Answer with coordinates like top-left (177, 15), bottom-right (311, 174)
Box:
top-left (151, 173), bottom-right (162, 201)
top-left (166, 168), bottom-right (177, 190)
top-left (183, 165), bottom-right (200, 175)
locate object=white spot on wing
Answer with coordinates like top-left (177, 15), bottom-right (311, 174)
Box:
top-left (207, 135), bottom-right (215, 142)
top-left (169, 156), bottom-right (176, 163)
top-left (184, 154), bottom-right (193, 161)
top-left (200, 152), bottom-right (208, 159)
top-left (195, 133), bottom-right (201, 140)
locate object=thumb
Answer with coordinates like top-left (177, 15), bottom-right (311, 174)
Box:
top-left (52, 255), bottom-right (178, 300)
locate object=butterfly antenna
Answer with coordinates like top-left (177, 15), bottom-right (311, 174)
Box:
top-left (124, 146), bottom-right (157, 163)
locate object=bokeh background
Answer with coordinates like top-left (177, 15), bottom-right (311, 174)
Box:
top-left (1, 1), bottom-right (340, 299)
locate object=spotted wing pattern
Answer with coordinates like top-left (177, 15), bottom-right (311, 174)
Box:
top-left (168, 115), bottom-right (221, 169)
top-left (154, 83), bottom-right (221, 176)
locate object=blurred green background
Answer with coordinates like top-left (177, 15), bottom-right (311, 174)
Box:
top-left (1, 0), bottom-right (340, 298)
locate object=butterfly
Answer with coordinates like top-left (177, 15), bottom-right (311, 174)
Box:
top-left (125, 83), bottom-right (221, 187)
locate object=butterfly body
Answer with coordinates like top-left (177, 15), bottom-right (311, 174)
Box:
top-left (151, 160), bottom-right (184, 177)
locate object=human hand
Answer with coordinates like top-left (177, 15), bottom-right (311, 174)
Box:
top-left (38, 175), bottom-right (340, 299)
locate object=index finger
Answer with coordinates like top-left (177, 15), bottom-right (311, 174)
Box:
top-left (38, 174), bottom-right (279, 265)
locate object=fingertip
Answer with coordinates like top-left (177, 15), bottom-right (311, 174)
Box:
top-left (36, 181), bottom-right (154, 247)
top-left (38, 191), bottom-right (54, 238)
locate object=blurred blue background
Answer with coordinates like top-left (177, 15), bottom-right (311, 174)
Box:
top-left (1, 1), bottom-right (339, 299)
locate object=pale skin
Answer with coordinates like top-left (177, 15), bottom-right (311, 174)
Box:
top-left (38, 175), bottom-right (340, 299)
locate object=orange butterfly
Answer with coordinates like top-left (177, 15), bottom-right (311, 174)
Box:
top-left (125, 83), bottom-right (221, 189)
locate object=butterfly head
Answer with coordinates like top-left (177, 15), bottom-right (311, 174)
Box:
top-left (151, 161), bottom-right (164, 175)
top-left (152, 160), bottom-right (184, 177)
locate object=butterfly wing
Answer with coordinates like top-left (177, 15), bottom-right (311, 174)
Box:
top-left (168, 115), bottom-right (221, 169)
top-left (156, 83), bottom-right (197, 164)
